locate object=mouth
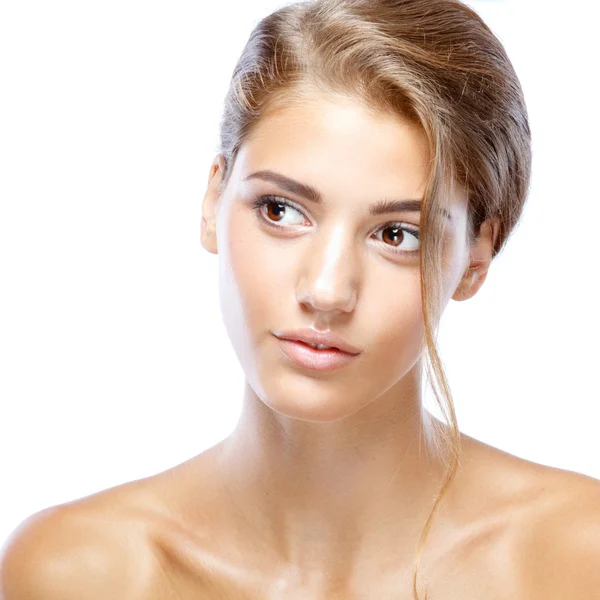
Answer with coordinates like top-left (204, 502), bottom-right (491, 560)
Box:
top-left (274, 336), bottom-right (360, 372)
top-left (272, 328), bottom-right (361, 355)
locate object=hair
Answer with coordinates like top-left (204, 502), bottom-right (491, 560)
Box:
top-left (214, 1), bottom-right (531, 597)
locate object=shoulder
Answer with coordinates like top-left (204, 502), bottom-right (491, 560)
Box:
top-left (455, 435), bottom-right (600, 598)
top-left (0, 499), bottom-right (161, 600)
top-left (516, 466), bottom-right (600, 599)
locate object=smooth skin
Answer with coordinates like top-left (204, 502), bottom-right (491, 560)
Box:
top-left (2, 94), bottom-right (600, 599)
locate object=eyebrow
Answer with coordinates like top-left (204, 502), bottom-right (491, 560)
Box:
top-left (243, 169), bottom-right (452, 221)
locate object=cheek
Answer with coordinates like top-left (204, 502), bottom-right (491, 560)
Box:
top-left (359, 268), bottom-right (425, 369)
top-left (385, 282), bottom-right (424, 349)
top-left (220, 208), bottom-right (290, 331)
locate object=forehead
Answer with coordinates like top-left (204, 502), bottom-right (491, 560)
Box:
top-left (239, 95), bottom-right (429, 193)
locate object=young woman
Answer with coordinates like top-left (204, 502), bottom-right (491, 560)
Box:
top-left (2, 0), bottom-right (599, 598)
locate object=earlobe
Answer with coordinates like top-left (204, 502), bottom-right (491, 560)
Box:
top-left (452, 266), bottom-right (492, 301)
top-left (452, 267), bottom-right (480, 302)
top-left (200, 215), bottom-right (218, 254)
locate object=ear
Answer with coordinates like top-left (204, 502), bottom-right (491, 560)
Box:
top-left (452, 218), bottom-right (500, 302)
top-left (200, 154), bottom-right (227, 255)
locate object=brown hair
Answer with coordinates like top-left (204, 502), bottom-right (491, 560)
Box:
top-left (215, 0), bottom-right (531, 597)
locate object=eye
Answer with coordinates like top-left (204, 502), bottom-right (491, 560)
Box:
top-left (251, 195), bottom-right (308, 227)
top-left (371, 223), bottom-right (420, 255)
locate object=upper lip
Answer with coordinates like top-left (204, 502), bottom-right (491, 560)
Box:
top-left (273, 328), bottom-right (361, 355)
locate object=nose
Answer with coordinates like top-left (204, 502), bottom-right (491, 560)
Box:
top-left (296, 224), bottom-right (359, 317)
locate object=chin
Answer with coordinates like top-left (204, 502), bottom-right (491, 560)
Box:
top-left (249, 371), bottom-right (373, 423)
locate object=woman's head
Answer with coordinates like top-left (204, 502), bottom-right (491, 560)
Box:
top-left (201, 0), bottom-right (531, 596)
top-left (202, 0), bottom-right (530, 432)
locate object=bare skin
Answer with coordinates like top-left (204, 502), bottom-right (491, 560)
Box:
top-left (3, 437), bottom-right (600, 599)
top-left (2, 94), bottom-right (600, 599)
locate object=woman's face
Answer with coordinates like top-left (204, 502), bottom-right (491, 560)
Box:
top-left (202, 95), bottom-right (477, 422)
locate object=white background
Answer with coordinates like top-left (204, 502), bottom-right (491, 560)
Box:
top-left (1, 0), bottom-right (598, 546)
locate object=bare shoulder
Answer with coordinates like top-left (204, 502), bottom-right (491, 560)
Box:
top-left (0, 490), bottom-right (169, 600)
top-left (518, 465), bottom-right (600, 599)
top-left (459, 434), bottom-right (600, 599)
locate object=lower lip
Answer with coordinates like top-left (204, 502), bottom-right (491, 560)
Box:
top-left (275, 337), bottom-right (359, 372)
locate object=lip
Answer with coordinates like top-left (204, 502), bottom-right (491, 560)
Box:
top-left (272, 328), bottom-right (361, 355)
top-left (274, 337), bottom-right (360, 372)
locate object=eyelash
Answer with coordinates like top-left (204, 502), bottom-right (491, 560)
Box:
top-left (250, 194), bottom-right (420, 257)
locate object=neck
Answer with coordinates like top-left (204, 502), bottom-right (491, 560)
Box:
top-left (211, 366), bottom-right (451, 581)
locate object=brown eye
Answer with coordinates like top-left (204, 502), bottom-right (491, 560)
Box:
top-left (265, 201), bottom-right (287, 222)
top-left (381, 226), bottom-right (404, 247)
top-left (251, 195), bottom-right (307, 227)
top-left (372, 222), bottom-right (419, 254)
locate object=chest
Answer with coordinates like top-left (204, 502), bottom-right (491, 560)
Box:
top-left (149, 537), bottom-right (526, 600)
